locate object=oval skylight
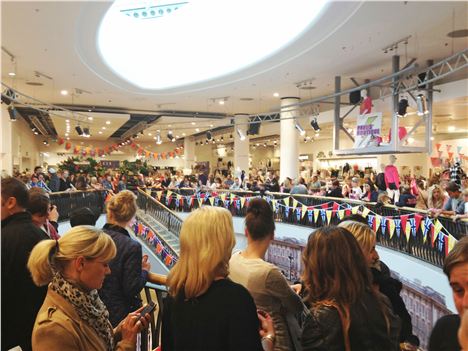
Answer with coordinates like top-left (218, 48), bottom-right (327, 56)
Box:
top-left (98, 0), bottom-right (328, 90)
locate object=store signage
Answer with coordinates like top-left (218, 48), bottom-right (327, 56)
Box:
top-left (354, 112), bottom-right (382, 149)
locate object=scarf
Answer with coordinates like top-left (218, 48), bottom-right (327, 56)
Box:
top-left (50, 273), bottom-right (114, 351)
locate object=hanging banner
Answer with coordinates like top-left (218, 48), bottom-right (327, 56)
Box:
top-left (353, 112), bottom-right (382, 149)
top-left (292, 199), bottom-right (298, 209)
top-left (337, 209), bottom-right (345, 220)
top-left (388, 219), bottom-right (396, 239)
top-left (351, 206), bottom-right (360, 215)
top-left (296, 208), bottom-right (301, 221)
top-left (308, 210), bottom-right (313, 223)
top-left (362, 207), bottom-right (370, 218)
top-left (326, 210), bottom-right (333, 224)
top-left (445, 235), bottom-right (458, 256)
top-left (374, 215), bottom-right (381, 232)
top-left (380, 217), bottom-right (387, 235)
top-left (314, 209), bottom-right (320, 223)
top-left (302, 205), bottom-right (307, 219)
top-left (241, 197), bottom-right (246, 209)
top-left (432, 220), bottom-right (443, 246)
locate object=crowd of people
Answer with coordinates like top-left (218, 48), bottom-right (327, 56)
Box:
top-left (12, 163), bottom-right (468, 222)
top-left (2, 175), bottom-right (468, 351)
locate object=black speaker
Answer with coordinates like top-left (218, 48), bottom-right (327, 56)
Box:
top-left (349, 91), bottom-right (361, 105)
top-left (248, 122), bottom-right (261, 135)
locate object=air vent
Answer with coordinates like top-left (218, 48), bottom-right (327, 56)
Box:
top-left (299, 86), bottom-right (316, 90)
top-left (240, 98), bottom-right (254, 101)
top-left (26, 82), bottom-right (44, 86)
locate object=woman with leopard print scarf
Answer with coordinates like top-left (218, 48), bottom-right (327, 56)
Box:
top-left (27, 226), bottom-right (151, 351)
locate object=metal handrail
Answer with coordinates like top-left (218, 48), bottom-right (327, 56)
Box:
top-left (49, 189), bottom-right (108, 221)
top-left (141, 283), bottom-right (167, 350)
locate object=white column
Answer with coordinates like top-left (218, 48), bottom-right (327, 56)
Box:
top-left (234, 113), bottom-right (250, 177)
top-left (183, 137), bottom-right (195, 175)
top-left (280, 97), bottom-right (300, 182)
top-left (0, 104), bottom-right (13, 175)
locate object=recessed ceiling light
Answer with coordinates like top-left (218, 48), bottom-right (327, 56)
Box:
top-left (430, 136), bottom-right (434, 141)
top-left (8, 72), bottom-right (15, 76)
top-left (98, 131), bottom-right (103, 134)
top-left (195, 128), bottom-right (200, 132)
top-left (448, 126), bottom-right (455, 132)
top-left (219, 100), bottom-right (225, 105)
top-left (168, 124), bottom-right (172, 127)
top-left (153, 136), bottom-right (157, 140)
top-left (407, 137), bottom-right (415, 144)
top-left (148, 133), bottom-right (152, 136)
top-left (88, 117), bottom-right (93, 121)
top-left (66, 137), bottom-right (70, 140)
top-left (102, 126), bottom-right (106, 130)
top-left (106, 121), bottom-right (111, 125)
top-left (60, 90), bottom-right (68, 95)
top-left (88, 109), bottom-right (92, 112)
top-left (191, 122), bottom-right (196, 125)
top-left (65, 119), bottom-right (70, 123)
top-left (273, 92), bottom-right (279, 97)
top-left (210, 124), bottom-right (214, 127)
top-left (65, 133), bottom-right (69, 136)
top-left (315, 132), bottom-right (320, 137)
top-left (182, 133), bottom-right (186, 136)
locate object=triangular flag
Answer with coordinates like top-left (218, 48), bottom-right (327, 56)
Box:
top-left (209, 197), bottom-right (215, 206)
top-left (332, 202), bottom-right (339, 212)
top-left (296, 208), bottom-right (302, 222)
top-left (446, 234), bottom-right (458, 255)
top-left (307, 210), bottom-right (313, 222)
top-left (302, 205), bottom-right (307, 219)
top-left (436, 143), bottom-right (441, 151)
top-left (388, 219), bottom-right (396, 239)
top-left (198, 198), bottom-right (203, 208)
top-left (374, 215), bottom-right (381, 232)
top-left (405, 220), bottom-right (411, 242)
top-left (380, 218), bottom-right (387, 236)
top-left (338, 210), bottom-right (345, 220)
top-left (320, 210), bottom-right (326, 223)
top-left (220, 193), bottom-right (226, 202)
top-left (361, 207), bottom-right (370, 218)
top-left (314, 209), bottom-right (320, 223)
top-left (400, 215), bottom-right (409, 234)
top-left (414, 214), bottom-right (423, 235)
top-left (167, 190), bottom-right (173, 198)
top-left (292, 199), bottom-right (298, 209)
top-left (431, 220), bottom-right (442, 246)
top-left (326, 210), bottom-right (333, 224)
top-left (352, 206), bottom-right (360, 215)
top-left (241, 197), bottom-right (246, 208)
top-left (156, 191), bottom-right (162, 200)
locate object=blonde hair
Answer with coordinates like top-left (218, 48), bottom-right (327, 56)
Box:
top-left (28, 226), bottom-right (116, 286)
top-left (106, 190), bottom-right (137, 223)
top-left (167, 206), bottom-right (235, 299)
top-left (338, 221), bottom-right (376, 258)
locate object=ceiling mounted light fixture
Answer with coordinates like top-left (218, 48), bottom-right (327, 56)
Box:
top-left (236, 128), bottom-right (246, 141)
top-left (7, 106), bottom-right (17, 121)
top-left (295, 121), bottom-right (306, 136)
top-left (310, 118), bottom-right (320, 131)
top-left (206, 131), bottom-right (212, 140)
top-left (398, 98), bottom-right (409, 117)
top-left (416, 94), bottom-right (429, 116)
top-left (75, 126), bottom-right (83, 136)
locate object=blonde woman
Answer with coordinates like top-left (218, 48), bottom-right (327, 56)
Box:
top-left (99, 190), bottom-right (158, 327)
top-left (28, 226), bottom-right (150, 350)
top-left (162, 206), bottom-right (274, 351)
top-left (338, 221), bottom-right (415, 346)
top-left (428, 184), bottom-right (449, 210)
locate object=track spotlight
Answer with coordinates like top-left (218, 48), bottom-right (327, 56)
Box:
top-left (43, 140), bottom-right (49, 145)
top-left (229, 134), bottom-right (233, 140)
top-left (75, 126), bottom-right (83, 136)
top-left (310, 118), bottom-right (320, 132)
top-left (206, 131), bottom-right (212, 140)
top-left (7, 106), bottom-right (17, 121)
top-left (167, 131), bottom-right (175, 142)
top-left (295, 121), bottom-right (306, 136)
top-left (236, 128), bottom-right (246, 141)
top-left (83, 127), bottom-right (90, 137)
top-left (1, 88), bottom-right (16, 105)
top-left (156, 133), bottom-right (162, 145)
top-left (416, 94), bottom-right (429, 116)
top-left (397, 98), bottom-right (409, 117)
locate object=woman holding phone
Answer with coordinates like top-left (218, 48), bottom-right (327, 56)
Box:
top-left (28, 226), bottom-right (150, 350)
top-left (162, 206), bottom-right (275, 351)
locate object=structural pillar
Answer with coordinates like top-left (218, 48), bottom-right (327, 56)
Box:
top-left (233, 113), bottom-right (250, 177)
top-left (183, 137), bottom-right (195, 175)
top-left (0, 104), bottom-right (13, 175)
top-left (280, 97), bottom-right (300, 182)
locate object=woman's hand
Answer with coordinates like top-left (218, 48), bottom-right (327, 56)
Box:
top-left (257, 310), bottom-right (275, 338)
top-left (142, 255), bottom-right (151, 272)
top-left (120, 307), bottom-right (151, 344)
top-left (290, 283), bottom-right (302, 295)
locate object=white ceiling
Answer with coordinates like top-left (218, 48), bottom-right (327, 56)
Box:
top-left (1, 1), bottom-right (468, 144)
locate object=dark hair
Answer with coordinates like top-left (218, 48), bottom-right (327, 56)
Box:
top-left (70, 207), bottom-right (98, 227)
top-left (332, 180), bottom-right (340, 187)
top-left (245, 198), bottom-right (275, 240)
top-left (446, 181), bottom-right (460, 192)
top-left (1, 177), bottom-right (29, 209)
top-left (27, 192), bottom-right (50, 216)
top-left (337, 213), bottom-right (368, 225)
top-left (443, 236), bottom-right (468, 279)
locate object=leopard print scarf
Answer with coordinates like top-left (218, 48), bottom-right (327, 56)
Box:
top-left (51, 273), bottom-right (114, 351)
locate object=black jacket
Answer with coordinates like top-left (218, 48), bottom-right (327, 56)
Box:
top-left (428, 314), bottom-right (460, 351)
top-left (48, 174), bottom-right (60, 192)
top-left (301, 291), bottom-right (400, 351)
top-left (326, 187), bottom-right (343, 198)
top-left (1, 212), bottom-right (49, 351)
top-left (99, 223), bottom-right (148, 327)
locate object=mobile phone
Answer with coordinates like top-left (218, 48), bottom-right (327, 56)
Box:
top-left (139, 302), bottom-right (156, 319)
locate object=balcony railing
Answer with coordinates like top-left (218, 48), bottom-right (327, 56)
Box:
top-left (49, 189), bottom-right (107, 221)
top-left (147, 188), bottom-right (467, 268)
